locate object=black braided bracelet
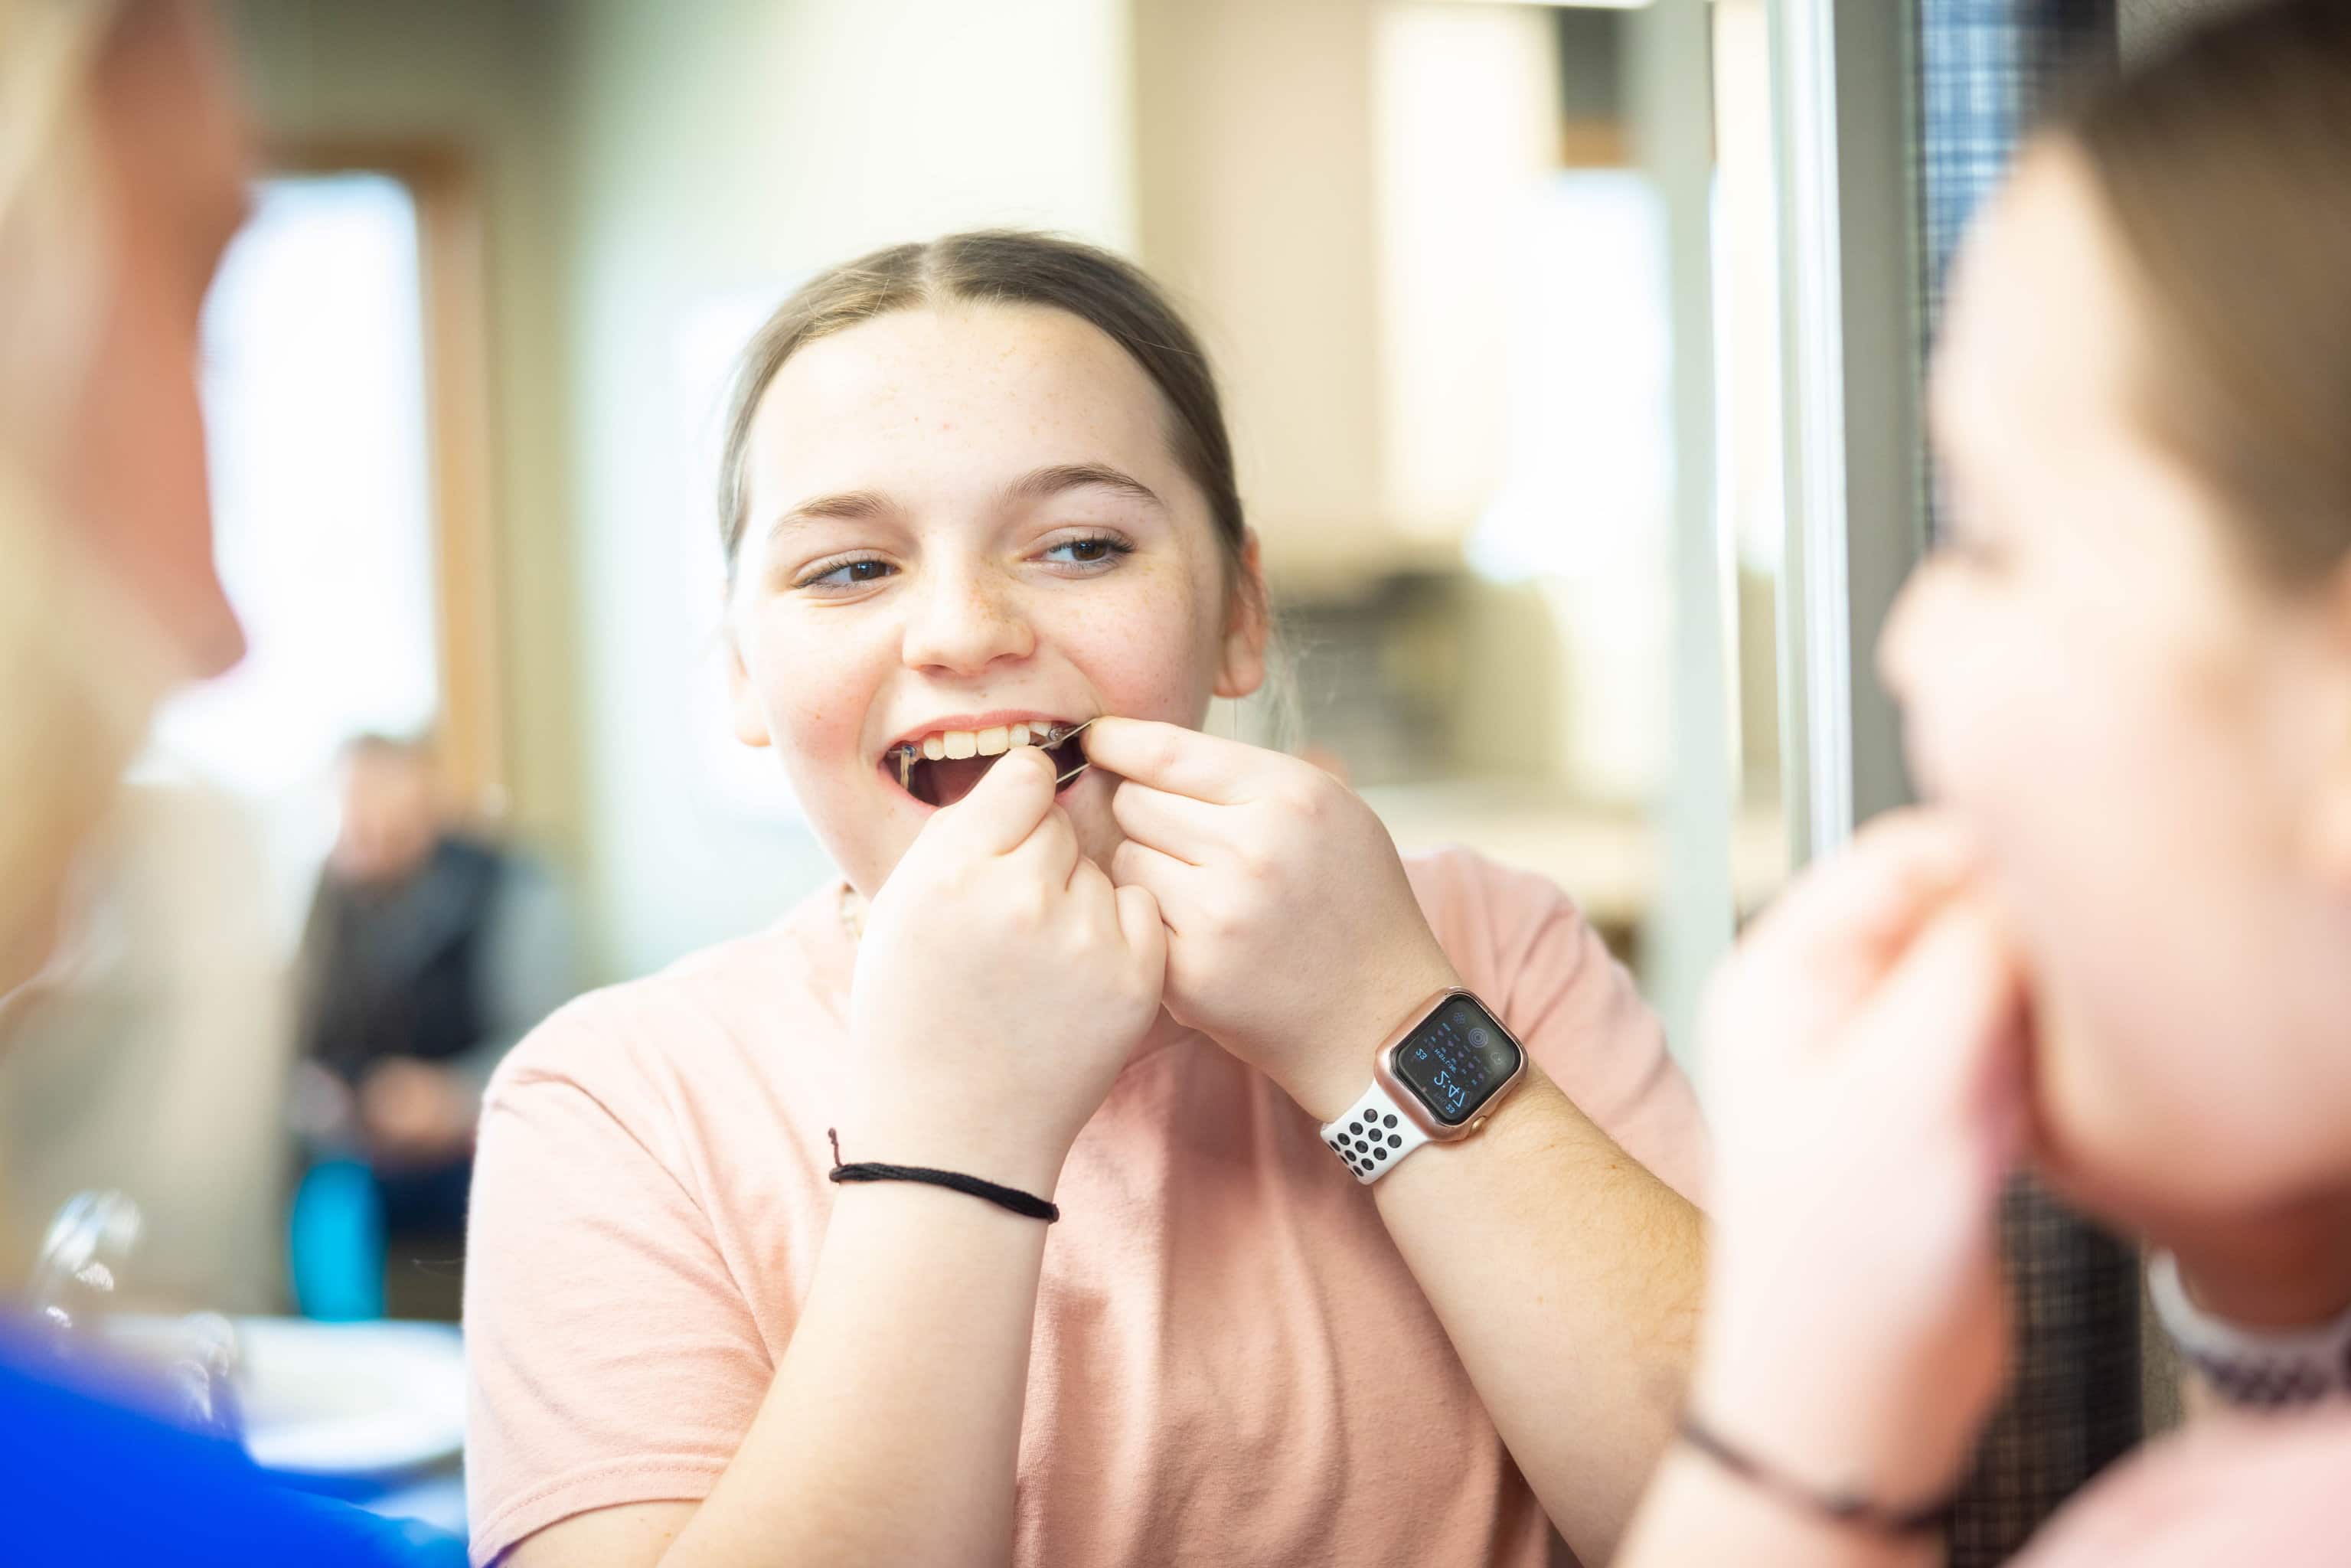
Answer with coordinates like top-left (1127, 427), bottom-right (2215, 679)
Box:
top-left (1677, 1412), bottom-right (1959, 1539)
top-left (824, 1129), bottom-right (1060, 1223)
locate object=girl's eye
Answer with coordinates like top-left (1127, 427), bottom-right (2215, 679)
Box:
top-left (1040, 534), bottom-right (1134, 570)
top-left (798, 557), bottom-right (896, 591)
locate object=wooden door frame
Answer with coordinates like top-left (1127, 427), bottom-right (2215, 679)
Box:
top-left (265, 139), bottom-right (509, 822)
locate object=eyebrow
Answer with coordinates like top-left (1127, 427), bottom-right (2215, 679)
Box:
top-left (765, 462), bottom-right (1167, 544)
top-left (1006, 462), bottom-right (1167, 513)
top-left (767, 490), bottom-right (896, 540)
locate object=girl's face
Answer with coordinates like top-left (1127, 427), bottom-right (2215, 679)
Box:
top-left (726, 302), bottom-right (1265, 899)
top-left (1882, 145), bottom-right (2351, 1224)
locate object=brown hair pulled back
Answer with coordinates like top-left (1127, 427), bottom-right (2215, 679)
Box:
top-left (2062, 0), bottom-right (2351, 583)
top-left (716, 230), bottom-right (1249, 596)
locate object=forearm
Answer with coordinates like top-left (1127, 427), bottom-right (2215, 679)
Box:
top-left (1371, 1065), bottom-right (1704, 1563)
top-left (658, 1183), bottom-right (1050, 1568)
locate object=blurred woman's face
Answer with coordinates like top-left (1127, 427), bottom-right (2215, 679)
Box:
top-left (0, 0), bottom-right (247, 997)
top-left (62, 0), bottom-right (250, 678)
top-left (1882, 145), bottom-right (2351, 1225)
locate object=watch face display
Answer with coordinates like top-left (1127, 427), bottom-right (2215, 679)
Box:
top-left (1392, 998), bottom-right (1523, 1126)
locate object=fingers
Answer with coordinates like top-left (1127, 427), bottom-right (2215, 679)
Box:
top-left (936, 745), bottom-right (1060, 856)
top-left (1115, 880), bottom-right (1168, 976)
top-left (1740, 809), bottom-right (1982, 1011)
top-left (1005, 801), bottom-right (1081, 889)
top-left (1081, 717), bottom-right (1264, 805)
top-left (1109, 837), bottom-right (1206, 929)
top-left (1847, 897), bottom-right (2029, 1131)
top-left (1069, 857), bottom-right (1167, 994)
top-left (1108, 779), bottom-right (1223, 866)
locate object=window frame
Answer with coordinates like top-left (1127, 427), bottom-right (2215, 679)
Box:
top-left (265, 139), bottom-right (509, 822)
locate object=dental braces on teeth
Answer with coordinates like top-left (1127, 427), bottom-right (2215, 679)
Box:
top-left (893, 717), bottom-right (1098, 792)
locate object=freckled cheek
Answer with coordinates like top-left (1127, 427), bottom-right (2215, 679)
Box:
top-left (747, 617), bottom-right (889, 775)
top-left (1044, 570), bottom-right (1223, 723)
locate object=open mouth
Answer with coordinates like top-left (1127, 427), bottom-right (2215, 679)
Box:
top-left (882, 719), bottom-right (1092, 808)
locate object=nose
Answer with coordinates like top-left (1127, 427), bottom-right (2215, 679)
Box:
top-left (899, 565), bottom-right (1034, 677)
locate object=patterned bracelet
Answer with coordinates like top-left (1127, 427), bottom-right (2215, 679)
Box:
top-left (2149, 1250), bottom-right (2351, 1409)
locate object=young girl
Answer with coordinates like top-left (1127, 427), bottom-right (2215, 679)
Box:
top-left (1615, 3), bottom-right (2351, 1564)
top-left (462, 234), bottom-right (1707, 1566)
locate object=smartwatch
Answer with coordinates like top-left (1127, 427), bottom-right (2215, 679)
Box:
top-left (1319, 988), bottom-right (1528, 1184)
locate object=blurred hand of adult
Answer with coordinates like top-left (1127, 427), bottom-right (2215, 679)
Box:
top-left (1689, 809), bottom-right (2031, 1512)
top-left (358, 1057), bottom-right (478, 1169)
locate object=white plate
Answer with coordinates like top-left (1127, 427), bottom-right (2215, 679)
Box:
top-left (232, 1316), bottom-right (465, 1478)
top-left (105, 1314), bottom-right (467, 1478)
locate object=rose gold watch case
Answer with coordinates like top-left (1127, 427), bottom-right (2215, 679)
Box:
top-left (1370, 986), bottom-right (1530, 1142)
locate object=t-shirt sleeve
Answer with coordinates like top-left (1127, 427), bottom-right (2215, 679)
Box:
top-left (1409, 847), bottom-right (1709, 1204)
top-left (463, 1006), bottom-right (774, 1564)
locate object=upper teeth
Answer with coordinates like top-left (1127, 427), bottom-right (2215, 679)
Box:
top-left (904, 722), bottom-right (1062, 762)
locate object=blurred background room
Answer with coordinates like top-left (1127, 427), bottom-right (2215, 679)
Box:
top-left (0, 0), bottom-right (1795, 1317)
top-left (0, 0), bottom-right (1845, 1550)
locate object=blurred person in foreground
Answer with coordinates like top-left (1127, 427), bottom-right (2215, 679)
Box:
top-left (0, 0), bottom-right (460, 1560)
top-left (291, 733), bottom-right (572, 1316)
top-left (1615, 3), bottom-right (2351, 1566)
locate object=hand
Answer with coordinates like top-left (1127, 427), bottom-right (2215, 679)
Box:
top-left (1691, 810), bottom-right (2028, 1508)
top-left (358, 1057), bottom-right (478, 1168)
top-left (288, 1059), bottom-right (358, 1142)
top-left (1082, 717), bottom-right (1458, 1120)
top-left (847, 745), bottom-right (1166, 1194)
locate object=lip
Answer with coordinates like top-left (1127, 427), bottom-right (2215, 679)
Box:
top-left (876, 708), bottom-right (1089, 762)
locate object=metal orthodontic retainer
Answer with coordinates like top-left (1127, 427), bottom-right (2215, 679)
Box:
top-left (893, 717), bottom-right (1098, 791)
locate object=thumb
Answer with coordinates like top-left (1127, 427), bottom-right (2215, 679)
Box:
top-left (934, 744), bottom-right (1060, 856)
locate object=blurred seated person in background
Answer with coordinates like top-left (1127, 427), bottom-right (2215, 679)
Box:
top-left (290, 733), bottom-right (572, 1318)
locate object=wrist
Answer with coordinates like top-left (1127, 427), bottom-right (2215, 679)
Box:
top-left (844, 1106), bottom-right (1072, 1199)
top-left (1691, 1322), bottom-right (1980, 1511)
top-left (1285, 952), bottom-right (1464, 1122)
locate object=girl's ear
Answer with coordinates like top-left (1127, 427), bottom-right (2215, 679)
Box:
top-left (1213, 531), bottom-right (1270, 701)
top-left (725, 612), bottom-right (773, 749)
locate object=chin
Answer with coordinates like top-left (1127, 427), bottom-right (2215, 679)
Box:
top-left (2033, 1050), bottom-right (2338, 1235)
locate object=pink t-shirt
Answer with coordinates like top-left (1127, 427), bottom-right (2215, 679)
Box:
top-left (2013, 1408), bottom-right (2351, 1566)
top-left (463, 847), bottom-right (1706, 1566)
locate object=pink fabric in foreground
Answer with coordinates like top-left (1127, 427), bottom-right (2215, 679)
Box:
top-left (462, 847), bottom-right (1706, 1567)
top-left (2013, 1406), bottom-right (2351, 1567)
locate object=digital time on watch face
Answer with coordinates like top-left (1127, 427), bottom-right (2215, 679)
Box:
top-left (1391, 996), bottom-right (1523, 1127)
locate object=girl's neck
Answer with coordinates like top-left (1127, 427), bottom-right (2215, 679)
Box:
top-left (2169, 1187), bottom-right (2351, 1329)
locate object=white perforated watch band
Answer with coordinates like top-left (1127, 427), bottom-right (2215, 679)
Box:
top-left (2149, 1250), bottom-right (2351, 1408)
top-left (1320, 1079), bottom-right (1432, 1184)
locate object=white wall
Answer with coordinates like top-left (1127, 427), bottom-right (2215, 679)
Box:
top-left (554, 0), bottom-right (1138, 979)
